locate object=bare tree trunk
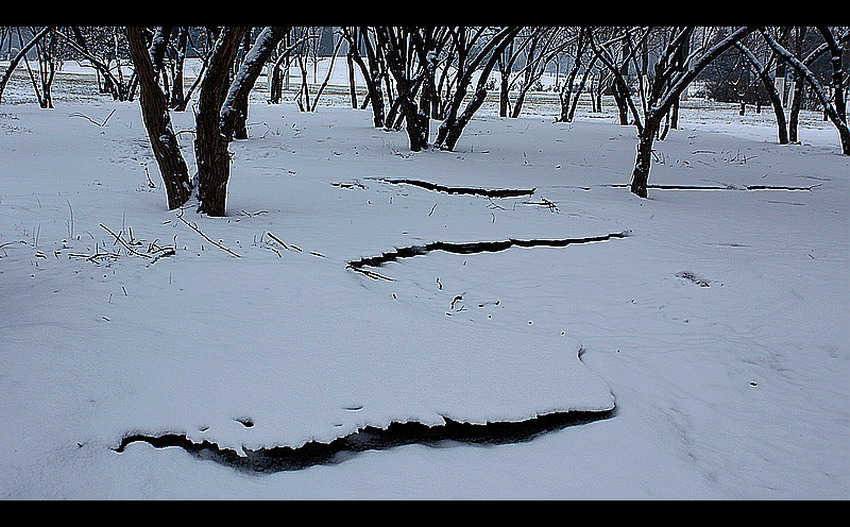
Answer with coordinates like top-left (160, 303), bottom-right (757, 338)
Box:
top-left (346, 47), bottom-right (358, 108)
top-left (596, 26), bottom-right (757, 197)
top-left (126, 26), bottom-right (193, 210)
top-left (498, 61), bottom-right (510, 118)
top-left (437, 86), bottom-right (487, 151)
top-left (221, 26), bottom-right (289, 140)
top-left (631, 112), bottom-right (661, 198)
top-left (611, 80), bottom-right (630, 124)
top-left (169, 27), bottom-right (189, 109)
top-left (788, 74), bottom-right (804, 142)
top-left (510, 80), bottom-right (534, 118)
top-left (18, 27), bottom-right (56, 108)
top-left (374, 27), bottom-right (430, 151)
top-left (195, 27), bottom-right (248, 216)
top-left (670, 97), bottom-right (680, 129)
top-left (310, 36), bottom-right (345, 111)
top-left (568, 60), bottom-right (596, 121)
top-left (354, 26), bottom-right (387, 127)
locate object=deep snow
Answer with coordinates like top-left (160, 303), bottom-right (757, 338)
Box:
top-left (0, 64), bottom-right (848, 499)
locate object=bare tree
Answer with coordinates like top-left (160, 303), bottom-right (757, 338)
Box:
top-left (126, 26), bottom-right (193, 209)
top-left (592, 26), bottom-right (757, 197)
top-left (495, 28), bottom-right (533, 117)
top-left (220, 26), bottom-right (289, 139)
top-left (373, 26), bottom-right (433, 151)
top-left (14, 27), bottom-right (59, 108)
top-left (434, 26), bottom-right (520, 151)
top-left (340, 26), bottom-right (389, 127)
top-left (58, 27), bottom-right (136, 102)
top-left (760, 27), bottom-right (850, 155)
top-left (497, 27), bottom-right (568, 119)
top-left (590, 27), bottom-right (650, 126)
top-left (289, 27), bottom-right (343, 113)
top-left (0, 26), bottom-right (52, 104)
top-left (193, 26), bottom-right (248, 216)
top-left (341, 26), bottom-right (387, 127)
top-left (735, 33), bottom-right (789, 144)
top-left (556, 27), bottom-right (596, 123)
top-left (128, 26), bottom-right (293, 215)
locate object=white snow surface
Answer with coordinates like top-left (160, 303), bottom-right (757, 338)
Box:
top-left (1, 75), bottom-right (849, 499)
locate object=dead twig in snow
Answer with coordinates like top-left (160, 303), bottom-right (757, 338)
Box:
top-left (523, 197), bottom-right (560, 213)
top-left (346, 265), bottom-right (395, 282)
top-left (69, 108), bottom-right (116, 127)
top-left (99, 223), bottom-right (151, 258)
top-left (266, 231), bottom-right (291, 251)
top-left (175, 209), bottom-right (241, 258)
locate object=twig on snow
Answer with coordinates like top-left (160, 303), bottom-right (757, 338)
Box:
top-left (175, 209), bottom-right (241, 258)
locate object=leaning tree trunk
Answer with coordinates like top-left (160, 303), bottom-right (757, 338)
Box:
top-left (434, 27), bottom-right (520, 151)
top-left (627, 26), bottom-right (757, 198)
top-left (222, 26), bottom-right (289, 141)
top-left (126, 26), bottom-right (193, 210)
top-left (765, 79), bottom-right (789, 144)
top-left (194, 27), bottom-right (247, 217)
top-left (510, 81), bottom-right (534, 118)
top-left (359, 27), bottom-right (387, 128)
top-left (436, 86), bottom-right (488, 151)
top-left (630, 113), bottom-right (661, 198)
top-left (736, 42), bottom-right (788, 144)
top-left (761, 28), bottom-right (850, 155)
top-left (611, 81), bottom-right (630, 125)
top-left (169, 27), bottom-right (189, 110)
top-left (557, 61), bottom-right (582, 122)
top-left (400, 95), bottom-right (430, 151)
top-left (568, 64), bottom-right (595, 122)
top-left (819, 26), bottom-right (847, 124)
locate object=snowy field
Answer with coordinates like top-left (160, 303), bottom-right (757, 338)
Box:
top-left (0, 66), bottom-right (848, 499)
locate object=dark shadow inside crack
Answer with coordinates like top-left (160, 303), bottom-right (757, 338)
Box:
top-left (347, 232), bottom-right (628, 277)
top-left (604, 183), bottom-right (818, 191)
top-left (378, 178), bottom-right (536, 198)
top-left (113, 408), bottom-right (615, 474)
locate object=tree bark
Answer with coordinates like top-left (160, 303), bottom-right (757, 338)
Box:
top-left (126, 26), bottom-right (193, 210)
top-left (374, 27), bottom-right (430, 151)
top-left (630, 113), bottom-right (660, 198)
top-left (194, 27), bottom-right (248, 216)
top-left (169, 27), bottom-right (189, 109)
top-left (221, 26), bottom-right (289, 141)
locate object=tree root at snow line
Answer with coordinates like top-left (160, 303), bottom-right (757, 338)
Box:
top-left (113, 408), bottom-right (615, 474)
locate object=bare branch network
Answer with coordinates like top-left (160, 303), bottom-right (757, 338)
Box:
top-left (1, 26), bottom-right (846, 211)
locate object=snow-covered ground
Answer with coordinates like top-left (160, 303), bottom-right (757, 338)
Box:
top-left (1, 67), bottom-right (848, 499)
